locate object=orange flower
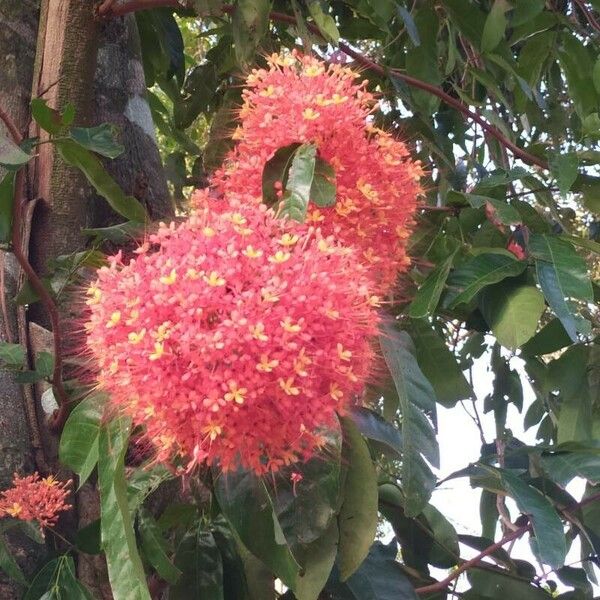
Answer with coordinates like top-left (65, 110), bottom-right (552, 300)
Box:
top-left (210, 51), bottom-right (423, 293)
top-left (0, 473), bottom-right (71, 530)
top-left (85, 204), bottom-right (379, 475)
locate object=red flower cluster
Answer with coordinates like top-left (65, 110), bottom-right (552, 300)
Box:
top-left (211, 51), bottom-right (423, 292)
top-left (85, 203), bottom-right (379, 474)
top-left (0, 472), bottom-right (71, 530)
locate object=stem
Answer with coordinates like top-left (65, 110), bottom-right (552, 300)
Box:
top-left (573, 0), bottom-right (600, 34)
top-left (103, 0), bottom-right (549, 170)
top-left (0, 107), bottom-right (70, 429)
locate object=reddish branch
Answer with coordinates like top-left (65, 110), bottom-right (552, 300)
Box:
top-left (415, 490), bottom-right (600, 595)
top-left (103, 0), bottom-right (549, 170)
top-left (573, 0), bottom-right (600, 34)
top-left (0, 107), bottom-right (69, 429)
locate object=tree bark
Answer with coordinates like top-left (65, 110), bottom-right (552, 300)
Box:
top-left (0, 1), bottom-right (172, 597)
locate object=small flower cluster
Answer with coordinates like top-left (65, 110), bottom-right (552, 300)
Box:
top-left (0, 472), bottom-right (71, 530)
top-left (86, 203), bottom-right (379, 474)
top-left (211, 51), bottom-right (423, 292)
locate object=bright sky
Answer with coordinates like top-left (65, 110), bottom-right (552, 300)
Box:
top-left (425, 347), bottom-right (595, 593)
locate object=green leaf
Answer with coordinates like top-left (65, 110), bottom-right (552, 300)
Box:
top-left (170, 527), bottom-right (223, 600)
top-left (214, 467), bottom-right (300, 589)
top-left (512, 0), bottom-right (545, 27)
top-left (0, 532), bottom-right (26, 584)
top-left (467, 567), bottom-right (551, 599)
top-left (0, 131), bottom-right (30, 168)
top-left (138, 509), bottom-right (181, 585)
top-left (82, 221), bottom-right (145, 243)
top-left (281, 144), bottom-right (317, 222)
top-left (75, 519), bottom-right (101, 555)
top-left (445, 253), bottom-right (527, 308)
top-left (127, 464), bottom-right (173, 516)
top-left (520, 318), bottom-right (572, 357)
top-left (337, 417), bottom-right (378, 581)
top-left (499, 469), bottom-right (566, 569)
top-left (409, 250), bottom-right (456, 318)
top-left (541, 451), bottom-right (600, 487)
top-left (379, 325), bottom-right (439, 516)
top-left (59, 393), bottom-right (106, 488)
top-left (397, 5), bottom-right (420, 46)
top-left (480, 280), bottom-right (545, 349)
top-left (69, 124), bottom-right (125, 159)
top-left (262, 143), bottom-right (301, 205)
top-left (529, 234), bottom-right (592, 341)
top-left (0, 342), bottom-right (26, 366)
top-left (405, 5), bottom-right (441, 115)
top-left (481, 0), bottom-right (510, 53)
top-left (274, 434), bottom-right (342, 550)
top-left (349, 407), bottom-right (403, 459)
top-left (55, 139), bottom-right (147, 223)
top-left (294, 520), bottom-right (339, 600)
top-left (30, 98), bottom-right (65, 135)
top-left (307, 1), bottom-right (339, 43)
top-left (0, 171), bottom-right (15, 243)
top-left (410, 319), bottom-right (473, 408)
top-left (329, 540), bottom-right (419, 600)
top-left (24, 555), bottom-right (93, 600)
top-left (98, 417), bottom-right (151, 600)
top-left (232, 0), bottom-right (272, 66)
top-left (550, 152), bottom-right (579, 196)
top-left (310, 156), bottom-right (336, 207)
top-left (454, 192), bottom-right (522, 226)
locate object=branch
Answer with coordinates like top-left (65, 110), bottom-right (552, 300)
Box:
top-left (415, 524), bottom-right (530, 595)
top-left (415, 490), bottom-right (600, 595)
top-left (102, 0), bottom-right (549, 170)
top-left (0, 107), bottom-right (69, 429)
top-left (573, 0), bottom-right (600, 34)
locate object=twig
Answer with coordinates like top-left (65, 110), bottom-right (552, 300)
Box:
top-left (415, 490), bottom-right (600, 595)
top-left (0, 106), bottom-right (70, 430)
top-left (573, 0), bottom-right (600, 34)
top-left (103, 0), bottom-right (549, 170)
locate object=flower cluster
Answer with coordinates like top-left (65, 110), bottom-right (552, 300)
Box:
top-left (0, 472), bottom-right (71, 530)
top-left (211, 51), bottom-right (423, 292)
top-left (85, 204), bottom-right (379, 474)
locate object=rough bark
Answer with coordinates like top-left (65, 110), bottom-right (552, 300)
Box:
top-left (0, 1), bottom-right (172, 597)
top-left (0, 2), bottom-right (44, 597)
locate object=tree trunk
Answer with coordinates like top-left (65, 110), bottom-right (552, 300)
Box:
top-left (0, 1), bottom-right (172, 597)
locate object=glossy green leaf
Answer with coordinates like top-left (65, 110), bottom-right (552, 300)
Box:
top-left (310, 156), bottom-right (336, 207)
top-left (55, 139), bottom-right (147, 223)
top-left (69, 124), bottom-right (125, 159)
top-left (232, 0), bottom-right (272, 66)
top-left (169, 528), bottom-right (223, 599)
top-left (349, 406), bottom-right (403, 459)
top-left (482, 0), bottom-right (510, 53)
top-left (480, 280), bottom-right (545, 349)
top-left (455, 192), bottom-right (522, 226)
top-left (273, 430), bottom-right (341, 549)
top-left (409, 250), bottom-right (456, 318)
top-left (520, 318), bottom-right (572, 357)
top-left (0, 532), bottom-right (26, 584)
top-left (0, 171), bottom-right (15, 243)
top-left (262, 142), bottom-right (301, 205)
top-left (467, 567), bottom-right (551, 599)
top-left (24, 555), bottom-right (93, 600)
top-left (0, 342), bottom-right (26, 366)
top-left (30, 98), bottom-right (65, 135)
top-left (0, 132), bottom-right (31, 168)
top-left (397, 5), bottom-right (420, 46)
top-left (445, 254), bottom-right (526, 308)
top-left (138, 509), bottom-right (181, 585)
top-left (214, 467), bottom-right (300, 589)
top-left (98, 417), bottom-right (151, 600)
top-left (550, 152), bottom-right (579, 196)
top-left (405, 5), bottom-right (440, 114)
top-left (127, 464), bottom-right (173, 515)
top-left (379, 325), bottom-right (439, 516)
top-left (410, 320), bottom-right (473, 408)
top-left (500, 469), bottom-right (566, 569)
top-left (337, 417), bottom-right (378, 581)
top-left (281, 143), bottom-right (317, 222)
top-left (59, 393), bottom-right (106, 488)
top-left (529, 234), bottom-right (593, 340)
top-left (542, 451), bottom-right (600, 486)
top-left (307, 1), bottom-right (339, 43)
